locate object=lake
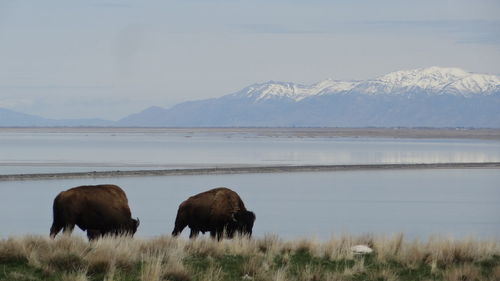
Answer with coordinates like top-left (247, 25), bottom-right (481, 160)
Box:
top-left (1, 169), bottom-right (499, 240)
top-left (0, 128), bottom-right (499, 240)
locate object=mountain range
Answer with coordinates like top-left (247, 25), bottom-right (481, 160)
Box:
top-left (2, 67), bottom-right (500, 127)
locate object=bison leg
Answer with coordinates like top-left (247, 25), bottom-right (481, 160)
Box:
top-left (214, 226), bottom-right (226, 241)
top-left (87, 229), bottom-right (102, 241)
top-left (216, 230), bottom-right (224, 241)
top-left (62, 224), bottom-right (75, 235)
top-left (226, 227), bottom-right (236, 239)
top-left (189, 228), bottom-right (200, 238)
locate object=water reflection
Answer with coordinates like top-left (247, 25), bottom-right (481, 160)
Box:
top-left (1, 132), bottom-right (499, 174)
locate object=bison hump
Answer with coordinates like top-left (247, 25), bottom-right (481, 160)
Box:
top-left (210, 188), bottom-right (242, 217)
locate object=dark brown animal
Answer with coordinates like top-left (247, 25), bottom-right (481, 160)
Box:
top-left (172, 187), bottom-right (255, 240)
top-left (50, 184), bottom-right (139, 240)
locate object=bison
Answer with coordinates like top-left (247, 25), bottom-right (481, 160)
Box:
top-left (50, 184), bottom-right (139, 240)
top-left (172, 187), bottom-right (255, 240)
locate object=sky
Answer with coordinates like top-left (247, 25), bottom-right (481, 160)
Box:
top-left (0, 0), bottom-right (499, 120)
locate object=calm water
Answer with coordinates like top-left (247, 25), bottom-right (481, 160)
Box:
top-left (1, 129), bottom-right (500, 174)
top-left (1, 169), bottom-right (499, 240)
top-left (1, 129), bottom-right (499, 240)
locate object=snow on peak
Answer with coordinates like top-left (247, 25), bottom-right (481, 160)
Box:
top-left (359, 66), bottom-right (499, 95)
top-left (313, 79), bottom-right (358, 94)
top-left (379, 67), bottom-right (468, 86)
top-left (239, 79), bottom-right (355, 102)
top-left (231, 67), bottom-right (499, 102)
top-left (444, 73), bottom-right (500, 95)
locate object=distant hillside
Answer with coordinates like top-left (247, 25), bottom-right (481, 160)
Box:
top-left (0, 108), bottom-right (52, 127)
top-left (0, 108), bottom-right (113, 127)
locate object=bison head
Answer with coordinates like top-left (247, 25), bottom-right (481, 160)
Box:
top-left (128, 217), bottom-right (140, 235)
top-left (232, 210), bottom-right (256, 237)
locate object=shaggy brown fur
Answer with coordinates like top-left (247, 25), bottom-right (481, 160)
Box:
top-left (50, 184), bottom-right (139, 240)
top-left (172, 187), bottom-right (255, 240)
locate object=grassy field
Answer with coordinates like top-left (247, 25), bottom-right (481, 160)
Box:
top-left (0, 234), bottom-right (498, 281)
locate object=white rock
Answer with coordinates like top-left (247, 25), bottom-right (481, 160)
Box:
top-left (242, 274), bottom-right (254, 280)
top-left (351, 245), bottom-right (373, 254)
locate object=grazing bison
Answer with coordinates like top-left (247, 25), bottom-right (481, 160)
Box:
top-left (50, 184), bottom-right (139, 240)
top-left (172, 187), bottom-right (255, 240)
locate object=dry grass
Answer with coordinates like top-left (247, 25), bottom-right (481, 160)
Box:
top-left (0, 234), bottom-right (498, 281)
top-left (60, 271), bottom-right (89, 281)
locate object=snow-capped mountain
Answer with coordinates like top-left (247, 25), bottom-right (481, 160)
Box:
top-left (117, 67), bottom-right (500, 127)
top-left (2, 67), bottom-right (499, 127)
top-left (232, 79), bottom-right (357, 102)
top-left (230, 67), bottom-right (500, 101)
top-left (354, 67), bottom-right (499, 96)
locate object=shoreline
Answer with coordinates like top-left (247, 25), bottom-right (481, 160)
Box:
top-left (2, 127), bottom-right (500, 140)
top-left (1, 162), bottom-right (499, 181)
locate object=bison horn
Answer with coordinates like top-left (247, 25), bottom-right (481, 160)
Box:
top-left (231, 213), bottom-right (237, 222)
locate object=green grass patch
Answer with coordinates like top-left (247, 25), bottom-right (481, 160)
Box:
top-left (0, 260), bottom-right (51, 281)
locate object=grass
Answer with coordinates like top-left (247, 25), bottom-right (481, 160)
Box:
top-left (0, 234), bottom-right (498, 281)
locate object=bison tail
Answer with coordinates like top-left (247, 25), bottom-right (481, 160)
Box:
top-left (50, 222), bottom-right (62, 239)
top-left (50, 196), bottom-right (65, 238)
top-left (172, 225), bottom-right (184, 236)
top-left (50, 209), bottom-right (64, 238)
top-left (172, 210), bottom-right (188, 236)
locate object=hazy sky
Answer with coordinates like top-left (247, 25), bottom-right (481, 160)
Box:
top-left (1, 0), bottom-right (499, 120)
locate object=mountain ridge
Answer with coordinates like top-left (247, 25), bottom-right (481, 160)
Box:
top-left (116, 66), bottom-right (500, 128)
top-left (1, 67), bottom-right (499, 127)
top-left (231, 66), bottom-right (499, 103)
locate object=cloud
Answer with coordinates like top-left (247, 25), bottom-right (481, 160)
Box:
top-left (229, 20), bottom-right (500, 46)
top-left (364, 20), bottom-right (500, 45)
top-left (0, 98), bottom-right (34, 108)
top-left (0, 85), bottom-right (111, 90)
top-left (230, 23), bottom-right (308, 34)
top-left (89, 3), bottom-right (133, 9)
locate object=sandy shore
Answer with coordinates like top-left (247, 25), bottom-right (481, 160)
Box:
top-left (1, 162), bottom-right (499, 181)
top-left (2, 127), bottom-right (500, 140)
